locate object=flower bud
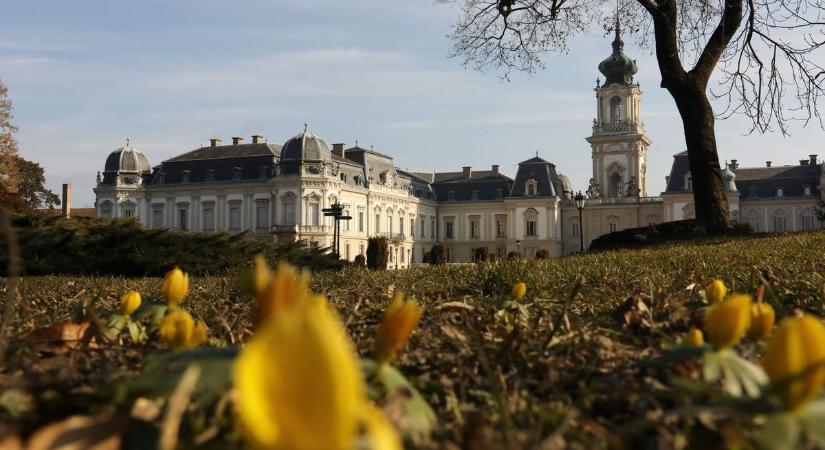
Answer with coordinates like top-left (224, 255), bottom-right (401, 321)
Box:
top-left (159, 309), bottom-right (206, 350)
top-left (704, 294), bottom-right (752, 350)
top-left (510, 282), bottom-right (527, 301)
top-left (681, 327), bottom-right (704, 346)
top-left (161, 267), bottom-right (189, 307)
top-left (747, 302), bottom-right (775, 341)
top-left (763, 315), bottom-right (825, 412)
top-left (705, 279), bottom-right (728, 304)
top-left (375, 293), bottom-right (423, 365)
top-left (119, 290), bottom-right (142, 315)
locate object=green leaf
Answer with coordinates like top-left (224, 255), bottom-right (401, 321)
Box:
top-left (799, 397), bottom-right (825, 447)
top-left (362, 358), bottom-right (436, 443)
top-left (133, 300), bottom-right (168, 331)
top-left (124, 347), bottom-right (238, 404)
top-left (754, 413), bottom-right (801, 450)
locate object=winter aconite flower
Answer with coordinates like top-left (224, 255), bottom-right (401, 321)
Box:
top-left (510, 282), bottom-right (527, 301)
top-left (234, 295), bottom-right (399, 449)
top-left (681, 328), bottom-right (704, 346)
top-left (257, 263), bottom-right (313, 323)
top-left (159, 310), bottom-right (207, 351)
top-left (375, 293), bottom-right (424, 365)
top-left (161, 267), bottom-right (189, 307)
top-left (705, 279), bottom-right (728, 304)
top-left (119, 290), bottom-right (141, 315)
top-left (704, 294), bottom-right (752, 350)
top-left (763, 315), bottom-right (825, 412)
top-left (747, 302), bottom-right (776, 341)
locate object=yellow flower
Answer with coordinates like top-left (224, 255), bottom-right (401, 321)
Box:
top-left (161, 267), bottom-right (189, 307)
top-left (681, 327), bottom-right (704, 346)
top-left (119, 290), bottom-right (141, 315)
top-left (234, 296), bottom-right (393, 449)
top-left (256, 263), bottom-right (313, 324)
top-left (763, 315), bottom-right (825, 412)
top-left (705, 279), bottom-right (728, 304)
top-left (237, 255), bottom-right (271, 299)
top-left (510, 282), bottom-right (527, 301)
top-left (375, 293), bottom-right (424, 365)
top-left (159, 310), bottom-right (207, 350)
top-left (704, 294), bottom-right (752, 350)
top-left (747, 302), bottom-right (776, 341)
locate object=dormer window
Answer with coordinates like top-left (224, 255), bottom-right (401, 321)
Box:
top-left (259, 166), bottom-right (268, 179)
top-left (525, 179), bottom-right (538, 196)
top-left (684, 173), bottom-right (692, 191)
top-left (233, 167), bottom-right (243, 181)
top-left (447, 191), bottom-right (455, 201)
top-left (340, 173), bottom-right (347, 182)
top-left (804, 185), bottom-right (812, 196)
top-left (379, 172), bottom-right (387, 184)
top-left (205, 169), bottom-right (215, 182)
top-left (776, 187), bottom-right (784, 197)
top-left (181, 170), bottom-right (191, 183)
top-left (749, 186), bottom-right (758, 198)
top-left (496, 188), bottom-right (504, 199)
top-left (471, 190), bottom-right (479, 201)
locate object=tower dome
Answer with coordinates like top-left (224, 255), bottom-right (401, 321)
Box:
top-left (104, 139), bottom-right (151, 173)
top-left (281, 124), bottom-right (331, 161)
top-left (597, 17), bottom-right (638, 86)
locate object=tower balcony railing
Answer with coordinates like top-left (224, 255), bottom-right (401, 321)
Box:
top-left (592, 120), bottom-right (645, 135)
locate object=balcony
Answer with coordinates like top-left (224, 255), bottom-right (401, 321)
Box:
top-left (592, 120), bottom-right (644, 136)
top-left (300, 225), bottom-right (330, 234)
top-left (563, 196), bottom-right (663, 207)
top-left (272, 224), bottom-right (298, 234)
top-left (379, 232), bottom-right (406, 241)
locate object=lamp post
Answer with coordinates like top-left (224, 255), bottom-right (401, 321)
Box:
top-left (516, 239), bottom-right (521, 255)
top-left (574, 191), bottom-right (586, 252)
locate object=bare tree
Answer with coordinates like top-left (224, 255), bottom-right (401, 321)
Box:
top-left (442, 0), bottom-right (825, 232)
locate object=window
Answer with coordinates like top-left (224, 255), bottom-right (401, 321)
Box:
top-left (610, 172), bottom-right (623, 197)
top-left (233, 167), bottom-right (243, 181)
top-left (343, 209), bottom-right (350, 231)
top-left (748, 186), bottom-right (759, 198)
top-left (805, 186), bottom-right (813, 196)
top-left (152, 206), bottom-right (164, 227)
top-left (471, 190), bottom-right (479, 201)
top-left (178, 208), bottom-right (188, 231)
top-left (229, 205), bottom-right (241, 230)
top-left (410, 218), bottom-right (415, 238)
top-left (470, 216), bottom-right (480, 238)
top-left (181, 170), bottom-right (191, 183)
top-left (772, 209), bottom-right (788, 232)
top-left (387, 216), bottom-right (393, 233)
top-left (203, 205), bottom-right (215, 230)
top-left (685, 173), bottom-right (692, 191)
top-left (100, 202), bottom-right (113, 219)
top-left (375, 214), bottom-right (381, 233)
top-left (745, 210), bottom-right (761, 232)
top-left (122, 207), bottom-right (134, 217)
top-left (572, 221), bottom-right (580, 237)
top-left (281, 194), bottom-right (296, 225)
top-left (307, 202), bottom-right (319, 226)
top-left (346, 244), bottom-right (350, 260)
top-left (358, 211), bottom-right (364, 232)
top-left (496, 216), bottom-right (507, 238)
top-left (430, 217), bottom-right (436, 239)
top-left (399, 216), bottom-right (405, 236)
top-left (359, 244), bottom-right (364, 256)
top-left (607, 215), bottom-right (619, 233)
top-left (447, 191), bottom-right (455, 201)
top-left (801, 208), bottom-right (816, 231)
top-left (445, 220), bottom-right (454, 239)
top-left (610, 96), bottom-right (624, 123)
top-left (526, 180), bottom-right (537, 196)
top-left (256, 203), bottom-right (269, 229)
top-left (420, 215), bottom-right (426, 238)
top-left (401, 247), bottom-right (405, 262)
top-left (496, 188), bottom-right (504, 199)
top-left (524, 208), bottom-right (538, 237)
top-left (205, 169), bottom-right (215, 182)
top-left (776, 187), bottom-right (784, 197)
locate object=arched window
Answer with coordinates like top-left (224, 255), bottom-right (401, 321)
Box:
top-left (525, 179), bottom-right (538, 196)
top-left (610, 172), bottom-right (623, 197)
top-left (745, 209), bottom-right (761, 232)
top-left (524, 208), bottom-right (539, 237)
top-left (306, 195), bottom-right (320, 226)
top-left (120, 201), bottom-right (136, 218)
top-left (801, 207), bottom-right (817, 230)
top-left (776, 187), bottom-right (784, 197)
top-left (606, 215), bottom-right (620, 233)
top-left (772, 208), bottom-right (788, 232)
top-left (281, 193), bottom-right (296, 226)
top-left (610, 96), bottom-right (624, 123)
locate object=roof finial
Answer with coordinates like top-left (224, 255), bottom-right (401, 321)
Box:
top-left (535, 150), bottom-right (539, 157)
top-left (355, 139), bottom-right (359, 147)
top-left (126, 137), bottom-right (130, 146)
top-left (613, 1), bottom-right (623, 50)
top-left (304, 122), bottom-right (308, 133)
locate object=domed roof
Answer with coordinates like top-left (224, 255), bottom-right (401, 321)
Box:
top-left (104, 139), bottom-right (151, 173)
top-left (598, 18), bottom-right (638, 86)
top-left (557, 172), bottom-right (573, 196)
top-left (281, 125), bottom-right (331, 162)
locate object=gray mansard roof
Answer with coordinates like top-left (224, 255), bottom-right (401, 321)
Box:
top-left (430, 170), bottom-right (513, 202)
top-left (150, 142), bottom-right (281, 185)
top-left (664, 151), bottom-right (821, 197)
top-left (511, 156), bottom-right (565, 197)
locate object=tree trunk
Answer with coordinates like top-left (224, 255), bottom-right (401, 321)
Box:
top-left (670, 83), bottom-right (733, 233)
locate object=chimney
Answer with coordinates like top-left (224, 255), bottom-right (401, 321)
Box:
top-left (766, 161), bottom-right (772, 167)
top-left (491, 164), bottom-right (499, 176)
top-left (252, 135), bottom-right (264, 144)
top-left (232, 137), bottom-right (244, 145)
top-left (332, 143), bottom-right (345, 158)
top-left (801, 159), bottom-right (809, 166)
top-left (730, 159), bottom-right (738, 169)
top-left (61, 183), bottom-right (71, 218)
top-left (462, 166), bottom-right (472, 178)
top-left (810, 154), bottom-right (818, 165)
top-left (210, 138), bottom-right (222, 147)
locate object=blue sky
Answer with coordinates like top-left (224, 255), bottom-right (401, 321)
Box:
top-left (2, 0), bottom-right (823, 207)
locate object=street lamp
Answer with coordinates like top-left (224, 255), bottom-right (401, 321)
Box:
top-left (574, 191), bottom-right (586, 252)
top-left (516, 239), bottom-right (521, 255)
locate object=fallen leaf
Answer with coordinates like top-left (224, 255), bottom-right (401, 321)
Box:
top-left (26, 415), bottom-right (122, 450)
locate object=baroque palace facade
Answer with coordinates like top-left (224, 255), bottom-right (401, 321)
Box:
top-left (94, 28), bottom-right (824, 265)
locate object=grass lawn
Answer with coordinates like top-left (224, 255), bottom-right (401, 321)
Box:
top-left (3, 231), bottom-right (825, 448)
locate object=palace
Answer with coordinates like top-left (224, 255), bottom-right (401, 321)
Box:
top-left (94, 27), bottom-right (823, 266)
